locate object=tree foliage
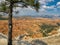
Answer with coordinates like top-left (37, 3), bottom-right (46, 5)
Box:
top-left (0, 0), bottom-right (40, 13)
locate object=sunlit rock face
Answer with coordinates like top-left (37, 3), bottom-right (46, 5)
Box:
top-left (0, 33), bottom-right (7, 45)
top-left (58, 28), bottom-right (60, 33)
top-left (0, 39), bottom-right (7, 45)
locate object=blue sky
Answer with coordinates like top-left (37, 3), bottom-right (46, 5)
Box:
top-left (14, 0), bottom-right (60, 16)
top-left (0, 0), bottom-right (60, 16)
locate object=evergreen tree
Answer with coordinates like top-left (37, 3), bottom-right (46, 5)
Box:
top-left (0, 0), bottom-right (40, 45)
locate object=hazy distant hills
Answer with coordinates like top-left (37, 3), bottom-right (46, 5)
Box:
top-left (1, 14), bottom-right (60, 19)
top-left (37, 15), bottom-right (60, 19)
top-left (14, 15), bottom-right (60, 19)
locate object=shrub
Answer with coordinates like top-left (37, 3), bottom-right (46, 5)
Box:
top-left (38, 24), bottom-right (57, 37)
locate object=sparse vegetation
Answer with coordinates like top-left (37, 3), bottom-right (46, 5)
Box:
top-left (57, 23), bottom-right (60, 26)
top-left (38, 24), bottom-right (58, 37)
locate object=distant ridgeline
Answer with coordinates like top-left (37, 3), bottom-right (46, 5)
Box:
top-left (13, 15), bottom-right (60, 19)
top-left (0, 15), bottom-right (8, 20)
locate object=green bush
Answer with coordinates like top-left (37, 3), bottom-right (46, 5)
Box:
top-left (57, 23), bottom-right (60, 26)
top-left (38, 24), bottom-right (57, 37)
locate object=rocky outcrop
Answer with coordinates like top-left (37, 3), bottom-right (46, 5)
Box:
top-left (0, 33), bottom-right (60, 45)
top-left (40, 33), bottom-right (60, 45)
top-left (0, 33), bottom-right (7, 39)
top-left (0, 33), bottom-right (7, 45)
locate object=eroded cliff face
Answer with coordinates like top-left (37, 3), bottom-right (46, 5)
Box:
top-left (0, 18), bottom-right (60, 39)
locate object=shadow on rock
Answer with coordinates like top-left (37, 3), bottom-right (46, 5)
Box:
top-left (31, 39), bottom-right (47, 45)
top-left (16, 39), bottom-right (47, 45)
top-left (16, 41), bottom-right (32, 45)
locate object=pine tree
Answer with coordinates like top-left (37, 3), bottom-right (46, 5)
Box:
top-left (0, 0), bottom-right (40, 45)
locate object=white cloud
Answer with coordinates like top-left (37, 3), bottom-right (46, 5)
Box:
top-left (46, 0), bottom-right (54, 2)
top-left (57, 2), bottom-right (60, 5)
top-left (39, 0), bottom-right (46, 5)
top-left (57, 6), bottom-right (60, 8)
top-left (39, 0), bottom-right (54, 5)
top-left (57, 2), bottom-right (60, 8)
top-left (42, 5), bottom-right (55, 9)
top-left (40, 8), bottom-right (45, 11)
top-left (39, 0), bottom-right (55, 13)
